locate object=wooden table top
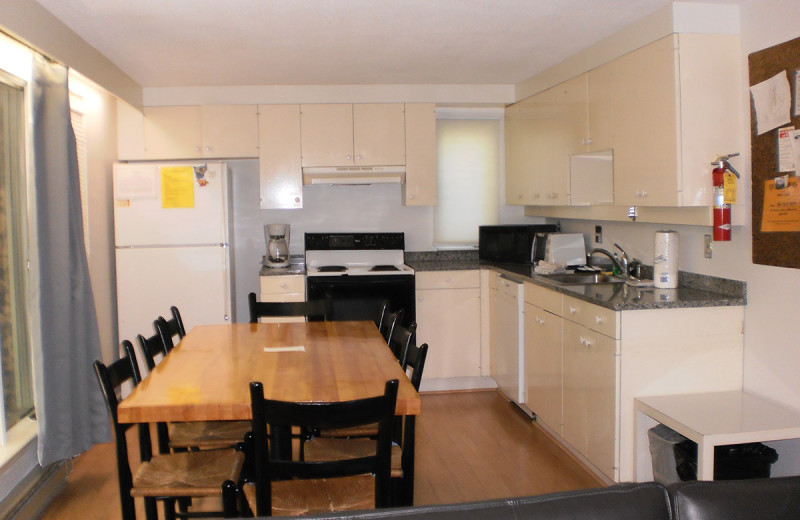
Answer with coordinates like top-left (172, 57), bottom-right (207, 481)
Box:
top-left (117, 321), bottom-right (421, 424)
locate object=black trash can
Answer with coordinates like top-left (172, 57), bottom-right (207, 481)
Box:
top-left (674, 440), bottom-right (779, 481)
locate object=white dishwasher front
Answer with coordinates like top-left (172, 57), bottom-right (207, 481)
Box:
top-left (494, 276), bottom-right (525, 406)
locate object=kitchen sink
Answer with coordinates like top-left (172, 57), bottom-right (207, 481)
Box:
top-left (538, 272), bottom-right (626, 285)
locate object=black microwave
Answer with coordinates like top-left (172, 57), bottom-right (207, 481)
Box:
top-left (478, 224), bottom-right (559, 264)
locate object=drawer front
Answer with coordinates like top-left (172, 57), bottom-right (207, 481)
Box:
top-left (562, 294), bottom-right (619, 338)
top-left (523, 282), bottom-right (562, 315)
top-left (260, 275), bottom-right (305, 295)
top-left (415, 269), bottom-right (480, 290)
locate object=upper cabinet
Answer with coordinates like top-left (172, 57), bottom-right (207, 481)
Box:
top-left (117, 104), bottom-right (259, 161)
top-left (258, 104), bottom-right (303, 209)
top-left (506, 73), bottom-right (588, 206)
top-left (403, 103), bottom-right (438, 206)
top-left (300, 103), bottom-right (405, 167)
top-left (507, 33), bottom-right (742, 211)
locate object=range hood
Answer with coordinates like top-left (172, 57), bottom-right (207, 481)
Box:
top-left (302, 165), bottom-right (406, 185)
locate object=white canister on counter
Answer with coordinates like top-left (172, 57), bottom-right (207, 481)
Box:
top-left (653, 230), bottom-right (679, 289)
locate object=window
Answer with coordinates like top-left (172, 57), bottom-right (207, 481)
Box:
top-left (0, 72), bottom-right (34, 442)
top-left (434, 110), bottom-right (503, 247)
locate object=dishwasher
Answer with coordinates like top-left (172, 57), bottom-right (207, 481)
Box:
top-left (494, 276), bottom-right (525, 407)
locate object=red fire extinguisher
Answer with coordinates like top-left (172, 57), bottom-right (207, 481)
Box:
top-left (712, 153), bottom-right (740, 242)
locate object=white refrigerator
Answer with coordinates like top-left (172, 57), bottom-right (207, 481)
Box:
top-left (113, 161), bottom-right (234, 348)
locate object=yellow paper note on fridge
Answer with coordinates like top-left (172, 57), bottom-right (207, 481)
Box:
top-left (160, 166), bottom-right (195, 208)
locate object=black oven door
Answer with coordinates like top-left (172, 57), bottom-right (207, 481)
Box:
top-left (306, 275), bottom-right (415, 328)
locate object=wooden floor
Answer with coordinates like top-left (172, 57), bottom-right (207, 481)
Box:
top-left (37, 390), bottom-right (603, 519)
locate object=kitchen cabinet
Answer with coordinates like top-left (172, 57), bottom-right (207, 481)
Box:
top-left (588, 33), bottom-right (742, 207)
top-left (492, 276), bottom-right (525, 405)
top-left (118, 104), bottom-right (259, 160)
top-left (258, 274), bottom-right (306, 323)
top-left (415, 270), bottom-right (481, 380)
top-left (561, 297), bottom-right (620, 479)
top-left (505, 74), bottom-right (588, 206)
top-left (258, 104), bottom-right (303, 209)
top-left (300, 103), bottom-right (405, 167)
top-left (523, 282), bottom-right (563, 436)
top-left (514, 275), bottom-right (743, 482)
top-left (403, 103), bottom-right (438, 206)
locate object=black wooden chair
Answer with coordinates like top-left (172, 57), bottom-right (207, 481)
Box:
top-left (94, 341), bottom-right (244, 520)
top-left (247, 292), bottom-right (329, 323)
top-left (388, 321), bottom-right (417, 363)
top-left (305, 344), bottom-right (428, 507)
top-left (378, 305), bottom-right (403, 344)
top-left (243, 379), bottom-right (399, 516)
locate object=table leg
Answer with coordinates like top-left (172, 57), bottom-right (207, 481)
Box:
top-left (400, 415), bottom-right (416, 506)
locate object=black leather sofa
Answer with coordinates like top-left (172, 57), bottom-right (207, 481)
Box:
top-left (260, 476), bottom-right (800, 520)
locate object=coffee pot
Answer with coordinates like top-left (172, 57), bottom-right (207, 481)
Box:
top-left (264, 224), bottom-right (290, 268)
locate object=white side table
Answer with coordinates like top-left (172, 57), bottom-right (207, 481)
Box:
top-left (635, 391), bottom-right (800, 481)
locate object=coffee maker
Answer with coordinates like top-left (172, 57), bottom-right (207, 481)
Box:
top-left (264, 224), bottom-right (291, 268)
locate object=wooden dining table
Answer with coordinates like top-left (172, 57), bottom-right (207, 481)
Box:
top-left (118, 320), bottom-right (421, 424)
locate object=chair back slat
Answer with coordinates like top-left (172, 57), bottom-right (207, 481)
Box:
top-left (389, 322), bottom-right (416, 363)
top-left (403, 342), bottom-right (429, 391)
top-left (248, 292), bottom-right (329, 323)
top-left (248, 379), bottom-right (399, 515)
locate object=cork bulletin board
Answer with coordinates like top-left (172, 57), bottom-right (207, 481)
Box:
top-left (749, 35), bottom-right (800, 268)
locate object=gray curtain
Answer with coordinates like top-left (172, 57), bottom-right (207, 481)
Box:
top-left (31, 55), bottom-right (109, 466)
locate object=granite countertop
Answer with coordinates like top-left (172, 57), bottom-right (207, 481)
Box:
top-left (259, 255), bottom-right (306, 277)
top-left (406, 250), bottom-right (746, 311)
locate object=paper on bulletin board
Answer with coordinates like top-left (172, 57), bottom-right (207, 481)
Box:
top-left (794, 70), bottom-right (800, 117)
top-left (778, 127), bottom-right (795, 172)
top-left (762, 177), bottom-right (800, 232)
top-left (750, 70), bottom-right (792, 135)
top-left (160, 166), bottom-right (195, 208)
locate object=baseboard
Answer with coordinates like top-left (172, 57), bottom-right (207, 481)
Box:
top-left (419, 376), bottom-right (497, 393)
top-left (0, 460), bottom-right (71, 520)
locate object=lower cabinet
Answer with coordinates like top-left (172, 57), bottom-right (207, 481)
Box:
top-left (518, 278), bottom-right (744, 482)
top-left (258, 274), bottom-right (306, 323)
top-left (415, 270), bottom-right (481, 380)
top-left (562, 320), bottom-right (618, 480)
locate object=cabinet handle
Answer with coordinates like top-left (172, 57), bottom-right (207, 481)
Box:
top-left (536, 317), bottom-right (544, 326)
top-left (408, 194), bottom-right (415, 200)
top-left (637, 189), bottom-right (649, 198)
top-left (595, 315), bottom-right (603, 324)
top-left (204, 145), bottom-right (211, 152)
top-left (346, 155), bottom-right (352, 161)
top-left (294, 197), bottom-right (301, 203)
top-left (356, 155), bottom-right (362, 160)
top-left (579, 336), bottom-right (592, 348)
top-left (569, 305), bottom-right (577, 314)
top-left (280, 282), bottom-right (287, 288)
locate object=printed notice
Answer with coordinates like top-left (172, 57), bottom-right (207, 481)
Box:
top-left (795, 70), bottom-right (800, 117)
top-left (762, 177), bottom-right (800, 232)
top-left (778, 127), bottom-right (796, 172)
top-left (160, 166), bottom-right (195, 208)
top-left (115, 166), bottom-right (157, 200)
top-left (263, 346), bottom-right (306, 353)
top-left (750, 71), bottom-right (792, 135)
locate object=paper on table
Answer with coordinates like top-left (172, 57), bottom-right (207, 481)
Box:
top-left (750, 71), bottom-right (792, 135)
top-left (264, 345), bottom-right (306, 352)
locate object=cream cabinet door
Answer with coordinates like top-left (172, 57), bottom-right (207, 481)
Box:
top-left (143, 106), bottom-right (203, 160)
top-left (505, 74), bottom-right (587, 206)
top-left (201, 105), bottom-right (259, 158)
top-left (353, 104), bottom-right (405, 166)
top-left (258, 104), bottom-right (303, 209)
top-left (416, 285), bottom-right (481, 379)
top-left (524, 303), bottom-right (563, 435)
top-left (300, 104), bottom-right (354, 167)
top-left (562, 320), bottom-right (618, 480)
top-left (403, 103), bottom-right (437, 206)
top-left (589, 36), bottom-right (680, 207)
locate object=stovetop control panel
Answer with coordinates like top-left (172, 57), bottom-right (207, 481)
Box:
top-left (305, 232), bottom-right (405, 251)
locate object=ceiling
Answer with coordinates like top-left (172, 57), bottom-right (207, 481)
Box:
top-left (34, 0), bottom-right (733, 88)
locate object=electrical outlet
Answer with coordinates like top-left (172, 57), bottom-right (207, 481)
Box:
top-left (704, 234), bottom-right (713, 258)
top-left (595, 225), bottom-right (603, 244)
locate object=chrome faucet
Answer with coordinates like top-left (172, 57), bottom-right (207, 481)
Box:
top-left (614, 243), bottom-right (629, 278)
top-left (586, 248), bottom-right (625, 275)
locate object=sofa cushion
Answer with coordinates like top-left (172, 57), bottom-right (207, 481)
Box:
top-left (267, 482), bottom-right (670, 520)
top-left (670, 476), bottom-right (800, 520)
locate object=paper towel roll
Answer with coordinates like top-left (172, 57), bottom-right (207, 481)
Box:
top-left (653, 230), bottom-right (679, 289)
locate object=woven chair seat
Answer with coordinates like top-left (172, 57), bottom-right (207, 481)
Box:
top-left (131, 449), bottom-right (245, 498)
top-left (168, 420), bottom-right (251, 450)
top-left (243, 474), bottom-right (374, 516)
top-left (304, 438), bottom-right (403, 478)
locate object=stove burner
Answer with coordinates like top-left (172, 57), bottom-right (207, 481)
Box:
top-left (370, 265), bottom-right (401, 272)
top-left (317, 265), bottom-right (347, 273)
